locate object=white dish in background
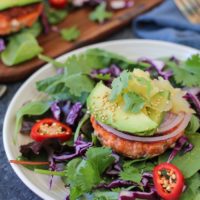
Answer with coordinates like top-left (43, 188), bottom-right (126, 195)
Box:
top-left (3, 40), bottom-right (200, 200)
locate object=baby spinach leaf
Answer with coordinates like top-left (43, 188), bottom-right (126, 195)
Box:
top-left (1, 32), bottom-right (42, 66)
top-left (159, 134), bottom-right (200, 178)
top-left (186, 115), bottom-right (200, 134)
top-left (14, 101), bottom-right (50, 144)
top-left (181, 173), bottom-right (200, 200)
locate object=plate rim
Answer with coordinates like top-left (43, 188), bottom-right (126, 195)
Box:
top-left (3, 39), bottom-right (200, 200)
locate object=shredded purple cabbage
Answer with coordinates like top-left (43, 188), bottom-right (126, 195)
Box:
top-left (167, 136), bottom-right (193, 163)
top-left (50, 101), bottom-right (82, 126)
top-left (49, 154), bottom-right (64, 189)
top-left (119, 188), bottom-right (159, 200)
top-left (90, 64), bottom-right (121, 80)
top-left (138, 57), bottom-right (173, 80)
top-left (53, 136), bottom-right (92, 161)
top-left (0, 39), bottom-right (6, 52)
top-left (184, 88), bottom-right (200, 117)
top-left (96, 180), bottom-right (134, 190)
top-left (141, 172), bottom-right (153, 190)
top-left (66, 102), bottom-right (82, 125)
top-left (51, 102), bottom-right (61, 121)
top-left (41, 11), bottom-right (50, 34)
top-left (105, 152), bottom-right (121, 176)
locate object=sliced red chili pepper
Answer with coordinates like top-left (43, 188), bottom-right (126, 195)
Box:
top-left (30, 118), bottom-right (72, 142)
top-left (49, 0), bottom-right (68, 9)
top-left (153, 163), bottom-right (184, 200)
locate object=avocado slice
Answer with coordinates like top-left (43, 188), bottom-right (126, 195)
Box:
top-left (149, 90), bottom-right (171, 112)
top-left (87, 82), bottom-right (158, 135)
top-left (0, 0), bottom-right (41, 11)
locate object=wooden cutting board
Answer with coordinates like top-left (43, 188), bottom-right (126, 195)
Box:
top-left (0, 0), bottom-right (162, 83)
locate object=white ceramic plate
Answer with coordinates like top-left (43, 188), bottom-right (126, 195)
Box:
top-left (3, 39), bottom-right (200, 200)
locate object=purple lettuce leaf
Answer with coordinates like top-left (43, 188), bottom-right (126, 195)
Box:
top-left (20, 120), bottom-right (35, 134)
top-left (53, 136), bottom-right (92, 161)
top-left (20, 139), bottom-right (63, 159)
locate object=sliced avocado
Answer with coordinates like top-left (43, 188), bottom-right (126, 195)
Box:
top-left (0, 0), bottom-right (41, 11)
top-left (149, 90), bottom-right (171, 112)
top-left (87, 82), bottom-right (158, 135)
top-left (146, 107), bottom-right (164, 125)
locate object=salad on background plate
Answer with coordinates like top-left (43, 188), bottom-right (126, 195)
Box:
top-left (8, 46), bottom-right (200, 200)
top-left (0, 0), bottom-right (133, 66)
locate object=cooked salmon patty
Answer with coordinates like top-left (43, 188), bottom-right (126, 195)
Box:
top-left (0, 3), bottom-right (43, 35)
top-left (91, 116), bottom-right (184, 159)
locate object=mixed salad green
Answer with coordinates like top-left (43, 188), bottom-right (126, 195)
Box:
top-left (11, 48), bottom-right (200, 200)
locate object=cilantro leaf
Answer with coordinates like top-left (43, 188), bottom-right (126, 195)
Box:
top-left (93, 191), bottom-right (119, 200)
top-left (89, 3), bottom-right (112, 23)
top-left (37, 73), bottom-right (94, 98)
top-left (184, 54), bottom-right (200, 74)
top-left (123, 92), bottom-right (145, 113)
top-left (86, 147), bottom-right (115, 174)
top-left (110, 70), bottom-right (131, 101)
top-left (45, 5), bottom-right (68, 25)
top-left (119, 166), bottom-right (142, 184)
top-left (120, 159), bottom-right (155, 184)
top-left (168, 54), bottom-right (200, 87)
top-left (65, 147), bottom-right (115, 200)
top-left (60, 26), bottom-right (80, 42)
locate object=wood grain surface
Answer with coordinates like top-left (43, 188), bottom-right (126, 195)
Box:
top-left (0, 0), bottom-right (162, 83)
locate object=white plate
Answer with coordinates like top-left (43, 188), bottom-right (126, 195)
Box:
top-left (3, 39), bottom-right (200, 200)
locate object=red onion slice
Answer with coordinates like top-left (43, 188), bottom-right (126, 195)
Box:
top-left (157, 112), bottom-right (185, 133)
top-left (97, 114), bottom-right (191, 143)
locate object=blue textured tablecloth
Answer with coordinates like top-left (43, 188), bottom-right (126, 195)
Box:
top-left (133, 0), bottom-right (200, 49)
top-left (0, 27), bottom-right (133, 200)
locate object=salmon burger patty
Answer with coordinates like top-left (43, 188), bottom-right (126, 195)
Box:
top-left (0, 3), bottom-right (43, 35)
top-left (91, 116), bottom-right (184, 159)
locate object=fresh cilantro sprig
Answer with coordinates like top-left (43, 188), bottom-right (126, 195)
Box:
top-left (119, 159), bottom-right (155, 184)
top-left (60, 26), bottom-right (80, 42)
top-left (36, 147), bottom-right (115, 200)
top-left (168, 54), bottom-right (200, 87)
top-left (38, 48), bottom-right (142, 103)
top-left (123, 92), bottom-right (145, 113)
top-left (89, 3), bottom-right (112, 23)
top-left (110, 70), bottom-right (131, 101)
